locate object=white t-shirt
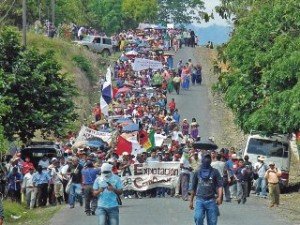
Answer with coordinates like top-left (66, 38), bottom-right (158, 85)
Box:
top-left (172, 131), bottom-right (183, 142)
top-left (60, 164), bottom-right (70, 180)
top-left (211, 161), bottom-right (225, 177)
top-left (180, 155), bottom-right (190, 174)
top-left (38, 159), bottom-right (50, 169)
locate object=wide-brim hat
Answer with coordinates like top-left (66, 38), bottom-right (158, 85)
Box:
top-left (258, 156), bottom-right (266, 161)
top-left (269, 161), bottom-right (275, 166)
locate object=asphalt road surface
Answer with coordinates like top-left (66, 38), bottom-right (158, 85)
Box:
top-left (49, 47), bottom-right (291, 225)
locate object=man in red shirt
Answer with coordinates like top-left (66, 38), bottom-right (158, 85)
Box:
top-left (92, 103), bottom-right (101, 121)
top-left (168, 98), bottom-right (176, 114)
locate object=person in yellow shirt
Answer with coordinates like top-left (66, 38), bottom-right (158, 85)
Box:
top-left (264, 162), bottom-right (282, 207)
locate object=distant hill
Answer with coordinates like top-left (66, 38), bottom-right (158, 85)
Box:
top-left (188, 24), bottom-right (233, 45)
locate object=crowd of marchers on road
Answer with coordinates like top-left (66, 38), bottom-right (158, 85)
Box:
top-left (0, 27), bottom-right (282, 225)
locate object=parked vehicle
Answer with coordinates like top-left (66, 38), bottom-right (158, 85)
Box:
top-left (75, 36), bottom-right (113, 55)
top-left (20, 141), bottom-right (63, 168)
top-left (242, 133), bottom-right (291, 189)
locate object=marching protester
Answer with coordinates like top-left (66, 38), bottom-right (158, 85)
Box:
top-left (180, 149), bottom-right (192, 201)
top-left (82, 160), bottom-right (100, 215)
top-left (68, 157), bottom-right (83, 208)
top-left (93, 163), bottom-right (123, 225)
top-left (235, 159), bottom-right (249, 204)
top-left (49, 158), bottom-right (64, 205)
top-left (190, 153), bottom-right (223, 225)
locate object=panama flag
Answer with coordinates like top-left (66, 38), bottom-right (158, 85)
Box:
top-left (100, 67), bottom-right (112, 116)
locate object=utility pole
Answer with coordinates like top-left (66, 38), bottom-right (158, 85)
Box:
top-left (38, 0), bottom-right (41, 22)
top-left (51, 0), bottom-right (55, 26)
top-left (22, 0), bottom-right (27, 46)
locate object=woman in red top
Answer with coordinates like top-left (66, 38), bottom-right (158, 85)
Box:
top-left (22, 157), bottom-right (35, 175)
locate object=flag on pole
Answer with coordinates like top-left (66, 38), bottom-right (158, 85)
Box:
top-left (139, 130), bottom-right (152, 150)
top-left (140, 130), bottom-right (155, 151)
top-left (100, 67), bottom-right (112, 116)
top-left (115, 135), bottom-right (132, 156)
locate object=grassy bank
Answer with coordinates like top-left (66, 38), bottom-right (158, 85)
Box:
top-left (26, 33), bottom-right (107, 130)
top-left (3, 201), bottom-right (61, 225)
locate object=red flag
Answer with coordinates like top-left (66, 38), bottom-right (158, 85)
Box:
top-left (113, 87), bottom-right (119, 98)
top-left (138, 130), bottom-right (149, 145)
top-left (116, 135), bottom-right (132, 156)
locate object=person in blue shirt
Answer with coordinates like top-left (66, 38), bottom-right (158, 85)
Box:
top-left (173, 109), bottom-right (181, 124)
top-left (32, 165), bottom-right (51, 207)
top-left (167, 55), bottom-right (174, 69)
top-left (93, 163), bottom-right (123, 225)
top-left (7, 167), bottom-right (22, 203)
top-left (82, 160), bottom-right (100, 216)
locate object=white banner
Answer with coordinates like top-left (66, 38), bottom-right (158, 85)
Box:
top-left (132, 58), bottom-right (163, 71)
top-left (75, 126), bottom-right (112, 144)
top-left (121, 162), bottom-right (181, 191)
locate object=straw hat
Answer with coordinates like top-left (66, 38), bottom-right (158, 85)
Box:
top-left (258, 156), bottom-right (266, 161)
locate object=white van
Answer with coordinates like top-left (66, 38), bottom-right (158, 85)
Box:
top-left (243, 133), bottom-right (291, 189)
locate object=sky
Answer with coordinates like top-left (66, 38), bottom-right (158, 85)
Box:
top-left (196, 0), bottom-right (232, 27)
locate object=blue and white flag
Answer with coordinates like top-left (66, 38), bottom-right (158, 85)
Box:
top-left (100, 67), bottom-right (112, 116)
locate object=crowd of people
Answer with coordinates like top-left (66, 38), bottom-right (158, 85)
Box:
top-left (0, 26), bottom-right (281, 225)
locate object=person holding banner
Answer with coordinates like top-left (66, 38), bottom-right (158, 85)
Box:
top-left (180, 149), bottom-right (192, 201)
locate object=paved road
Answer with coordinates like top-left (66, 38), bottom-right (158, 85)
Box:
top-left (49, 196), bottom-right (289, 225)
top-left (49, 47), bottom-right (290, 225)
top-left (170, 47), bottom-right (212, 139)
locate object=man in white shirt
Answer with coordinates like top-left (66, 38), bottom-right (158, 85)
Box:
top-left (179, 149), bottom-right (192, 201)
top-left (211, 153), bottom-right (225, 178)
top-left (22, 167), bottom-right (36, 209)
top-left (49, 158), bottom-right (64, 204)
top-left (38, 155), bottom-right (50, 170)
top-left (171, 127), bottom-right (183, 143)
top-left (61, 157), bottom-right (72, 203)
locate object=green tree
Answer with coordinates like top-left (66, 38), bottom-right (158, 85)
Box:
top-left (157, 0), bottom-right (206, 25)
top-left (0, 27), bottom-right (77, 142)
top-left (122, 0), bottom-right (158, 24)
top-left (87, 0), bottom-right (123, 34)
top-left (214, 0), bottom-right (300, 134)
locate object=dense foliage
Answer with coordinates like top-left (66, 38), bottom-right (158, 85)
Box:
top-left (0, 0), bottom-right (207, 33)
top-left (0, 27), bottom-right (77, 143)
top-left (157, 0), bottom-right (206, 25)
top-left (214, 0), bottom-right (300, 134)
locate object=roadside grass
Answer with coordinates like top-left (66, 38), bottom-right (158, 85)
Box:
top-left (26, 33), bottom-right (109, 127)
top-left (3, 200), bottom-right (61, 225)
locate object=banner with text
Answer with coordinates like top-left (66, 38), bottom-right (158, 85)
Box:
top-left (121, 162), bottom-right (181, 191)
top-left (74, 126), bottom-right (112, 145)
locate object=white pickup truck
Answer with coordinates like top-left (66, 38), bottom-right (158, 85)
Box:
top-left (75, 36), bottom-right (113, 56)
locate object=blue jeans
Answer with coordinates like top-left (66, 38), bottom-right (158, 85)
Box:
top-left (68, 183), bottom-right (83, 206)
top-left (194, 198), bottom-right (218, 225)
top-left (192, 73), bottom-right (197, 85)
top-left (256, 177), bottom-right (267, 196)
top-left (97, 206), bottom-right (119, 225)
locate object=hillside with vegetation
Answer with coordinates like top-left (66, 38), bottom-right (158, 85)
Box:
top-left (0, 27), bottom-right (108, 147)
